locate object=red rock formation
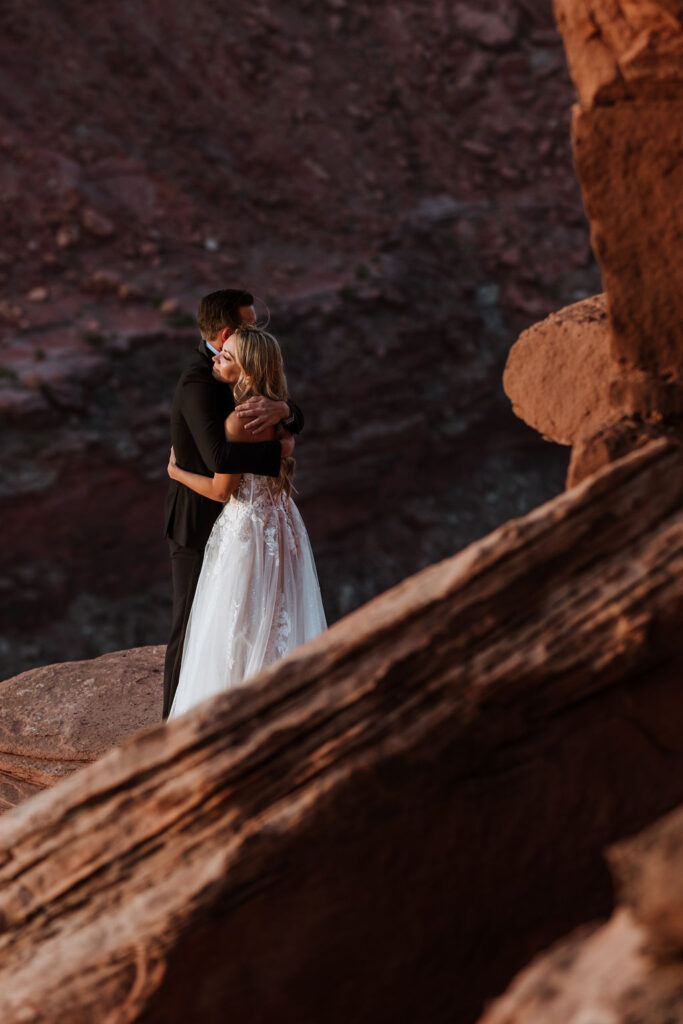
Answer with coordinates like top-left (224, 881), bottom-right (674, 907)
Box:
top-left (504, 1), bottom-right (683, 484)
top-left (479, 803), bottom-right (683, 1023)
top-left (503, 293), bottom-right (611, 445)
top-left (0, 438), bottom-right (681, 1023)
top-left (555, 0), bottom-right (683, 396)
top-left (0, 647), bottom-right (161, 812)
top-left (554, 0), bottom-right (683, 106)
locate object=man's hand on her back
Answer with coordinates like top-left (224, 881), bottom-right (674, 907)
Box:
top-left (280, 431), bottom-right (295, 460)
top-left (235, 396), bottom-right (290, 435)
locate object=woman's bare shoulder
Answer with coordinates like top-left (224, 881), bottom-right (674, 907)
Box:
top-left (225, 411), bottom-right (252, 442)
top-left (225, 411), bottom-right (275, 443)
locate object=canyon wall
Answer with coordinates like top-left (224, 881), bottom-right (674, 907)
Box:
top-left (0, 0), bottom-right (595, 677)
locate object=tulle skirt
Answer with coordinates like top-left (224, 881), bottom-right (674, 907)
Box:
top-left (169, 477), bottom-right (326, 719)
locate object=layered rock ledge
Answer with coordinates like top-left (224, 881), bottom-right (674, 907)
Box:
top-left (0, 439), bottom-right (681, 1023)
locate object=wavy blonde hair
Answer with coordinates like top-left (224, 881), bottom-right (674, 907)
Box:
top-left (232, 324), bottom-right (295, 497)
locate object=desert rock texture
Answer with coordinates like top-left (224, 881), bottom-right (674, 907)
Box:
top-left (0, 439), bottom-right (681, 1023)
top-left (475, 3), bottom-right (683, 1018)
top-left (504, 0), bottom-right (683, 484)
top-left (0, 647), bottom-right (161, 812)
top-left (480, 804), bottom-right (683, 1024)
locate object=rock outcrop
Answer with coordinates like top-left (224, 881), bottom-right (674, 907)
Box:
top-left (479, 803), bottom-right (683, 1023)
top-left (0, 438), bottom-right (681, 1024)
top-left (554, 0), bottom-right (683, 106)
top-left (0, 647), bottom-right (161, 812)
top-left (503, 293), bottom-right (611, 445)
top-left (504, 1), bottom-right (683, 485)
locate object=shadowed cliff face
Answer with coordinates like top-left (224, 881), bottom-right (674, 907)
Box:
top-left (480, 800), bottom-right (683, 1024)
top-left (0, 0), bottom-right (597, 677)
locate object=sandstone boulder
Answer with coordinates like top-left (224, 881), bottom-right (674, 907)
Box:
top-left (479, 803), bottom-right (683, 1023)
top-left (0, 647), bottom-right (162, 813)
top-left (503, 293), bottom-right (611, 445)
top-left (0, 439), bottom-right (681, 1023)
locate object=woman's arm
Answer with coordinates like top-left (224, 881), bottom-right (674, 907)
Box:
top-left (182, 377), bottom-right (281, 475)
top-left (167, 447), bottom-right (240, 503)
top-left (167, 410), bottom-right (280, 501)
top-left (225, 410), bottom-right (275, 444)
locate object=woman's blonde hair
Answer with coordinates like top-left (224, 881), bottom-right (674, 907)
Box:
top-left (232, 324), bottom-right (295, 497)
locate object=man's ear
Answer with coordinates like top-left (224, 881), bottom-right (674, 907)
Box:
top-left (218, 326), bottom-right (233, 348)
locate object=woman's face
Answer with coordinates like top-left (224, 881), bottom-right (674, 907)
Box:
top-left (213, 334), bottom-right (241, 384)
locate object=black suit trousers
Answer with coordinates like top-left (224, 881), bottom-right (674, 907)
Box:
top-left (163, 539), bottom-right (204, 718)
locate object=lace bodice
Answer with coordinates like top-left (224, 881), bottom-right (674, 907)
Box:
top-left (205, 473), bottom-right (298, 577)
top-left (232, 473), bottom-right (286, 510)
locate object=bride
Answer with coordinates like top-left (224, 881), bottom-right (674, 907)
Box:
top-left (166, 324), bottom-right (326, 718)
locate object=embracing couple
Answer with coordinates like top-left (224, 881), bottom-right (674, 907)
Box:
top-left (162, 288), bottom-right (326, 720)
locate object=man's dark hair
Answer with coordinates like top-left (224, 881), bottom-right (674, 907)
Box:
top-left (197, 289), bottom-right (254, 339)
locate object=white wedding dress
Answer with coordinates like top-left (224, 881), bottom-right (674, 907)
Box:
top-left (168, 474), bottom-right (326, 719)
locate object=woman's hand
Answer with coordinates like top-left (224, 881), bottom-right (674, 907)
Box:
top-left (235, 396), bottom-right (290, 435)
top-left (167, 446), bottom-right (178, 479)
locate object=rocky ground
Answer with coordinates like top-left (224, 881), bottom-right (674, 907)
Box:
top-left (0, 646), bottom-right (161, 811)
top-left (0, 0), bottom-right (597, 678)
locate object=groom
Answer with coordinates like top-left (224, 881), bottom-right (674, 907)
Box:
top-left (163, 288), bottom-right (303, 718)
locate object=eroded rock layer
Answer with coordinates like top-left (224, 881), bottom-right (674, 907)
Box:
top-left (0, 439), bottom-right (681, 1023)
top-left (562, 0), bottom-right (683, 404)
top-left (554, 0), bottom-right (683, 106)
top-left (505, 1), bottom-right (683, 483)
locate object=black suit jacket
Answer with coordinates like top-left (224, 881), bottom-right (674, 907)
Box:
top-left (164, 342), bottom-right (304, 550)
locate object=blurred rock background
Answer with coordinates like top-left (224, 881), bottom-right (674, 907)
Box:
top-left (0, 0), bottom-right (600, 678)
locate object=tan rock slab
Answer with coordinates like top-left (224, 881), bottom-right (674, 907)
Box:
top-left (503, 293), bottom-right (613, 446)
top-left (0, 646), bottom-right (162, 813)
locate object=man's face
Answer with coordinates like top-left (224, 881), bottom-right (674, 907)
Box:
top-left (213, 334), bottom-right (241, 384)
